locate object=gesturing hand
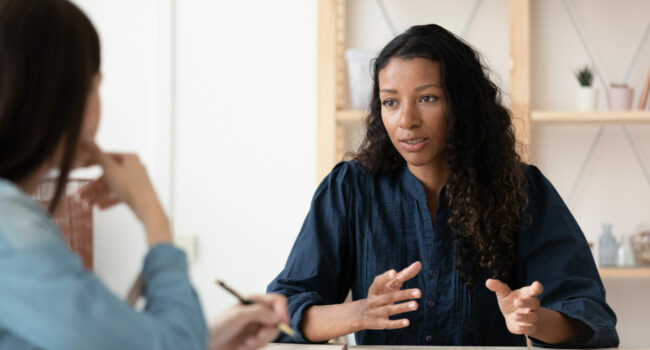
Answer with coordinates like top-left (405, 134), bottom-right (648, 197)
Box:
top-left (486, 279), bottom-right (544, 336)
top-left (356, 261), bottom-right (422, 331)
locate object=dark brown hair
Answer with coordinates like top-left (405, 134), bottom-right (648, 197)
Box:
top-left (355, 24), bottom-right (528, 287)
top-left (0, 0), bottom-right (100, 212)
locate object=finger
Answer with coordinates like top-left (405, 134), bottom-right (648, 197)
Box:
top-left (375, 300), bottom-right (418, 317)
top-left (239, 333), bottom-right (262, 350)
top-left (82, 139), bottom-right (111, 168)
top-left (511, 324), bottom-right (537, 335)
top-left (84, 186), bottom-right (116, 205)
top-left (254, 325), bottom-right (279, 346)
top-left (249, 294), bottom-right (289, 324)
top-left (390, 288), bottom-right (421, 303)
top-left (78, 177), bottom-right (108, 200)
top-left (237, 303), bottom-right (280, 326)
top-left (241, 331), bottom-right (268, 350)
top-left (369, 269), bottom-right (397, 294)
top-left (485, 278), bottom-right (512, 298)
top-left (370, 288), bottom-right (421, 308)
top-left (514, 311), bottom-right (539, 324)
top-left (521, 281), bottom-right (544, 298)
top-left (386, 261), bottom-right (422, 289)
top-left (514, 297), bottom-right (540, 311)
top-left (105, 153), bottom-right (139, 166)
top-left (79, 139), bottom-right (101, 167)
top-left (96, 197), bottom-right (121, 209)
top-left (380, 318), bottom-right (410, 330)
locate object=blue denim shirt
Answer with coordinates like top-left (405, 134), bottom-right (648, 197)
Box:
top-left (268, 161), bottom-right (619, 347)
top-left (0, 179), bottom-right (207, 350)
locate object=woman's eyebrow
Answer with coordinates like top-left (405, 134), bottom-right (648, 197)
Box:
top-left (415, 83), bottom-right (442, 91)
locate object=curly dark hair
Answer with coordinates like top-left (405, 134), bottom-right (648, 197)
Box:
top-left (354, 24), bottom-right (528, 287)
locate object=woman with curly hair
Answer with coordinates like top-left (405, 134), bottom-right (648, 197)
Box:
top-left (268, 24), bottom-right (618, 347)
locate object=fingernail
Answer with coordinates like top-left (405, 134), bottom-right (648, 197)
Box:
top-left (412, 291), bottom-right (419, 297)
top-left (409, 302), bottom-right (416, 309)
top-left (402, 320), bottom-right (409, 326)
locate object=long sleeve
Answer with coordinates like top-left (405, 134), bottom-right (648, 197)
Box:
top-left (0, 241), bottom-right (207, 350)
top-left (267, 162), bottom-right (358, 343)
top-left (0, 179), bottom-right (207, 350)
top-left (517, 166), bottom-right (619, 348)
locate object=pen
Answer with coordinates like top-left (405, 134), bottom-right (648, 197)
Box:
top-left (215, 279), bottom-right (295, 337)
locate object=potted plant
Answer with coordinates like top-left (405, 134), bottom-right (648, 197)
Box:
top-left (574, 65), bottom-right (598, 111)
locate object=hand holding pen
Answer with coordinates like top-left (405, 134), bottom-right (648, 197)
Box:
top-left (210, 280), bottom-right (292, 350)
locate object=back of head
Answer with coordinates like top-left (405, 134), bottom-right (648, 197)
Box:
top-left (0, 0), bottom-right (100, 210)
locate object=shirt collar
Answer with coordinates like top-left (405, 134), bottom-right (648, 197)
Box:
top-left (399, 164), bottom-right (449, 214)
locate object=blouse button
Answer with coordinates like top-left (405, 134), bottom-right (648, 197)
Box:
top-left (425, 335), bottom-right (433, 342)
top-left (427, 300), bottom-right (435, 308)
top-left (428, 269), bottom-right (436, 277)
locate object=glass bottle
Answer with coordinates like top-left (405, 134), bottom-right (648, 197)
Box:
top-left (599, 224), bottom-right (617, 267)
top-left (617, 234), bottom-right (635, 267)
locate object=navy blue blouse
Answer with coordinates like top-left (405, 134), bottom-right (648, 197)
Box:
top-left (268, 161), bottom-right (618, 347)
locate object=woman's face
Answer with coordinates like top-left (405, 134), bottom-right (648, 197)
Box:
top-left (379, 57), bottom-right (448, 170)
top-left (72, 72), bottom-right (102, 168)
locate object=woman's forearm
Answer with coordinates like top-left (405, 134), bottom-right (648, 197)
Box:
top-left (300, 300), bottom-right (366, 343)
top-left (531, 308), bottom-right (593, 344)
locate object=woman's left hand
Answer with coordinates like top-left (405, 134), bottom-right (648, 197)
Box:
top-left (486, 279), bottom-right (544, 336)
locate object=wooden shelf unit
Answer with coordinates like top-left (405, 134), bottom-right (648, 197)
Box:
top-left (336, 109), bottom-right (365, 124)
top-left (598, 267), bottom-right (650, 278)
top-left (531, 110), bottom-right (650, 124)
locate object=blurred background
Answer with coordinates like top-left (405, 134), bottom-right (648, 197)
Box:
top-left (67, 0), bottom-right (649, 347)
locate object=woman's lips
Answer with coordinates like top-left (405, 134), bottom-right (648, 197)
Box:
top-left (399, 137), bottom-right (430, 152)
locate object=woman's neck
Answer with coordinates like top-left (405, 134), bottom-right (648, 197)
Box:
top-left (407, 159), bottom-right (449, 214)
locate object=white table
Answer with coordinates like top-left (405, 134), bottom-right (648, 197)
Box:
top-left (264, 345), bottom-right (641, 350)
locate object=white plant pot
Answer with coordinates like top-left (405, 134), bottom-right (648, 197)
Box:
top-left (607, 86), bottom-right (634, 111)
top-left (577, 86), bottom-right (598, 111)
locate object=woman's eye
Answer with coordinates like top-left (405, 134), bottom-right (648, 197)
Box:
top-left (420, 95), bottom-right (437, 103)
top-left (382, 99), bottom-right (397, 107)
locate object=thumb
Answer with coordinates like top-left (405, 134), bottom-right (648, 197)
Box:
top-left (485, 278), bottom-right (512, 298)
top-left (521, 281), bottom-right (544, 298)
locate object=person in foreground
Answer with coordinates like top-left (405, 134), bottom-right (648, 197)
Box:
top-left (0, 0), bottom-right (287, 349)
top-left (268, 24), bottom-right (619, 347)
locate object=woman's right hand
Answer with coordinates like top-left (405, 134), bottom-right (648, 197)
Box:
top-left (80, 140), bottom-right (171, 246)
top-left (355, 261), bottom-right (422, 330)
top-left (209, 294), bottom-right (289, 350)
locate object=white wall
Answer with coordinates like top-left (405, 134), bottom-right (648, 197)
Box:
top-left (173, 0), bottom-right (317, 318)
top-left (73, 0), bottom-right (318, 319)
top-left (70, 0), bottom-right (174, 296)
